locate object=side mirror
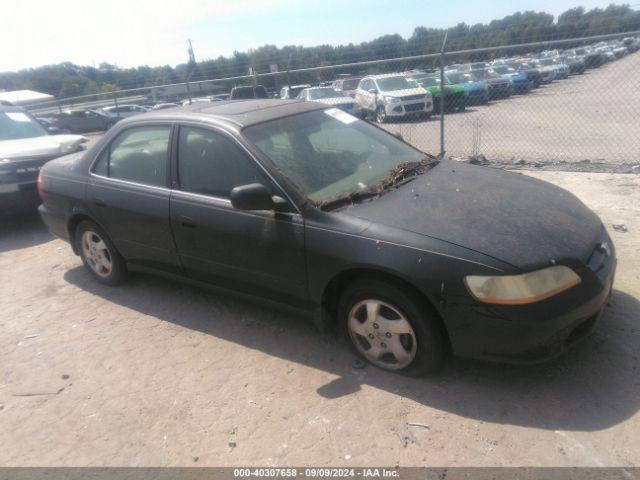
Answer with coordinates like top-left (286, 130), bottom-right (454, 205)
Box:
top-left (230, 183), bottom-right (288, 211)
top-left (368, 88), bottom-right (378, 94)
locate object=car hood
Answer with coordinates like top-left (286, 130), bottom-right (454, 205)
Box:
top-left (342, 160), bottom-right (602, 270)
top-left (381, 87), bottom-right (428, 97)
top-left (0, 134), bottom-right (87, 159)
top-left (313, 97), bottom-right (357, 106)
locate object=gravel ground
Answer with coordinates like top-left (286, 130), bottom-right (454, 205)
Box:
top-left (0, 169), bottom-right (639, 467)
top-left (383, 51), bottom-right (640, 164)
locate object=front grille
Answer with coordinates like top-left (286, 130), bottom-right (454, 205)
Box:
top-left (401, 94), bottom-right (425, 101)
top-left (404, 103), bottom-right (425, 112)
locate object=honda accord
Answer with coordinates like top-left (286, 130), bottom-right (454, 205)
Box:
top-left (38, 100), bottom-right (616, 376)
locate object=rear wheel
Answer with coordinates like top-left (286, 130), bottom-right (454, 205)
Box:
top-left (76, 220), bottom-right (127, 286)
top-left (339, 278), bottom-right (447, 376)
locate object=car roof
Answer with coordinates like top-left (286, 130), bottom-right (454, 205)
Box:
top-left (121, 99), bottom-right (326, 129)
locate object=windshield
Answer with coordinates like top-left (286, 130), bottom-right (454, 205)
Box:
top-left (341, 79), bottom-right (360, 90)
top-left (308, 88), bottom-right (347, 100)
top-left (243, 109), bottom-right (427, 205)
top-left (376, 76), bottom-right (418, 92)
top-left (446, 72), bottom-right (474, 84)
top-left (0, 110), bottom-right (48, 141)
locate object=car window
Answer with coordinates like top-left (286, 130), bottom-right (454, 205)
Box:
top-left (244, 109), bottom-right (423, 204)
top-left (177, 127), bottom-right (271, 198)
top-left (95, 126), bottom-right (171, 187)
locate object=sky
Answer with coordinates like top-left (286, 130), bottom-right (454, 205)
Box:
top-left (1, 0), bottom-right (632, 73)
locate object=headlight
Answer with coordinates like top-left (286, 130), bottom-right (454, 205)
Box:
top-left (383, 96), bottom-right (400, 104)
top-left (464, 265), bottom-right (581, 305)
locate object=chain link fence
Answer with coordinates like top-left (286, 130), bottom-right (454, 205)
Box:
top-left (24, 31), bottom-right (640, 169)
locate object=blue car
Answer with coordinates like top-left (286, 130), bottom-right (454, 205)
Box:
top-left (489, 66), bottom-right (532, 94)
top-left (445, 71), bottom-right (489, 105)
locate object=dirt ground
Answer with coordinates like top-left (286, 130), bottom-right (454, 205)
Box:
top-left (384, 50), bottom-right (640, 164)
top-left (0, 168), bottom-right (639, 467)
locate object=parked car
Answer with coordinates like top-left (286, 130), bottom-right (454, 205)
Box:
top-left (332, 77), bottom-right (363, 97)
top-left (0, 105), bottom-right (86, 213)
top-left (445, 71), bottom-right (489, 105)
top-left (37, 100), bottom-right (616, 375)
top-left (528, 59), bottom-right (557, 83)
top-left (470, 69), bottom-right (512, 99)
top-left (488, 66), bottom-right (532, 94)
top-left (150, 103), bottom-right (180, 110)
top-left (181, 97), bottom-right (222, 106)
top-left (98, 105), bottom-right (148, 120)
top-left (296, 87), bottom-right (361, 115)
top-left (558, 55), bottom-right (586, 75)
top-left (406, 72), bottom-right (467, 111)
top-left (355, 74), bottom-right (433, 123)
top-left (52, 109), bottom-right (115, 133)
top-left (230, 85), bottom-right (269, 100)
top-left (35, 116), bottom-right (61, 134)
top-left (492, 59), bottom-right (543, 88)
top-left (279, 84), bottom-right (311, 100)
top-left (535, 58), bottom-right (569, 79)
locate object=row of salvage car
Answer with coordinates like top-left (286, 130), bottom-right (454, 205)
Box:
top-left (289, 36), bottom-right (639, 123)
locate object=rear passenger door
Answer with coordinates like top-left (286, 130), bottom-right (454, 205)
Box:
top-left (169, 125), bottom-right (308, 306)
top-left (87, 124), bottom-right (181, 273)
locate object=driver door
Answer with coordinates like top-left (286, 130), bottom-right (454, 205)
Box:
top-left (169, 125), bottom-right (308, 307)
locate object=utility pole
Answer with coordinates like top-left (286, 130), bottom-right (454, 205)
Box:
top-left (186, 39), bottom-right (196, 104)
top-left (187, 39), bottom-right (196, 65)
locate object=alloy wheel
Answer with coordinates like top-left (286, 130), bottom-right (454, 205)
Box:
top-left (347, 299), bottom-right (417, 370)
top-left (81, 230), bottom-right (113, 278)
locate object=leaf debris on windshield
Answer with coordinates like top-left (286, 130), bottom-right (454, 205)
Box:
top-left (318, 155), bottom-right (439, 211)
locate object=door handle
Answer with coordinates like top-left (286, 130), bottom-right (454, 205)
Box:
top-left (93, 197), bottom-right (106, 207)
top-left (179, 215), bottom-right (196, 229)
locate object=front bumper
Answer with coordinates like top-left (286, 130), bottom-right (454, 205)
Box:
top-left (384, 99), bottom-right (433, 117)
top-left (444, 234), bottom-right (617, 364)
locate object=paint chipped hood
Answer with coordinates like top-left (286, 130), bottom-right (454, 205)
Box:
top-left (341, 160), bottom-right (604, 270)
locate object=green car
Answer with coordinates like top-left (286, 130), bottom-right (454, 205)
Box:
top-left (406, 73), bottom-right (467, 112)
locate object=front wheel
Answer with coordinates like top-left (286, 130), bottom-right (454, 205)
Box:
top-left (376, 106), bottom-right (387, 124)
top-left (339, 278), bottom-right (447, 376)
top-left (76, 220), bottom-right (128, 286)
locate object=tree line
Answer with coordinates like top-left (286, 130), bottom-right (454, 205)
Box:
top-left (1, 4), bottom-right (638, 99)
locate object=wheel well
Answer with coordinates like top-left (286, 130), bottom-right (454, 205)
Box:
top-left (321, 269), bottom-right (451, 347)
top-left (67, 214), bottom-right (94, 255)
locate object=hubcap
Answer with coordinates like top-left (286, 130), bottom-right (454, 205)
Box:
top-left (81, 230), bottom-right (112, 278)
top-left (377, 108), bottom-right (386, 123)
top-left (347, 300), bottom-right (417, 370)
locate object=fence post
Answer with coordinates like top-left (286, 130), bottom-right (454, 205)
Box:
top-left (112, 91), bottom-right (120, 119)
top-left (439, 31), bottom-right (448, 159)
top-left (186, 70), bottom-right (194, 105)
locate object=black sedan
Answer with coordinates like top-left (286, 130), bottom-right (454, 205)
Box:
top-left (38, 100), bottom-right (616, 375)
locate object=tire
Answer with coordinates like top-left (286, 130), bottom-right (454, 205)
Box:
top-left (338, 278), bottom-right (447, 376)
top-left (375, 106), bottom-right (387, 124)
top-left (75, 220), bottom-right (128, 286)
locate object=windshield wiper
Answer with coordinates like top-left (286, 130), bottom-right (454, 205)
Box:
top-left (318, 190), bottom-right (380, 211)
